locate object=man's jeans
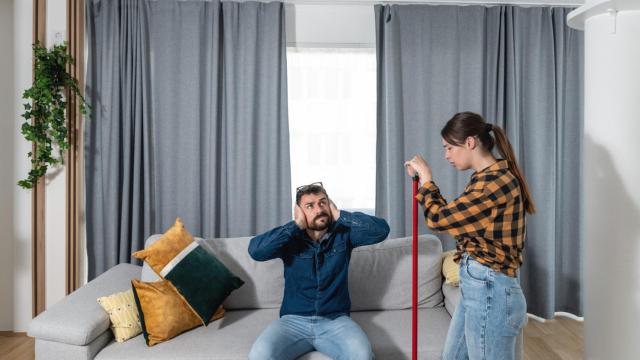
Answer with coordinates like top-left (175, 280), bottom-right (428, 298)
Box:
top-left (248, 314), bottom-right (374, 360)
top-left (443, 254), bottom-right (528, 360)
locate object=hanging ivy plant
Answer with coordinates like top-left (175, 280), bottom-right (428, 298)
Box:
top-left (18, 42), bottom-right (90, 189)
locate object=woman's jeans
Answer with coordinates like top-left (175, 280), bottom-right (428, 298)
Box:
top-left (248, 314), bottom-right (373, 360)
top-left (443, 254), bottom-right (528, 360)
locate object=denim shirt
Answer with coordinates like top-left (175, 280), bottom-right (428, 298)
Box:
top-left (248, 211), bottom-right (390, 318)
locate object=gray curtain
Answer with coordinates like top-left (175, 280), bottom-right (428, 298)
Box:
top-left (85, 0), bottom-right (291, 279)
top-left (375, 4), bottom-right (583, 318)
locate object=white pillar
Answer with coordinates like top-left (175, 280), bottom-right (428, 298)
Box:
top-left (568, 1), bottom-right (640, 359)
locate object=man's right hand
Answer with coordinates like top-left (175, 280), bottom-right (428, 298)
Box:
top-left (294, 205), bottom-right (308, 230)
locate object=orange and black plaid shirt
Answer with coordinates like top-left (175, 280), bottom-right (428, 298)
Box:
top-left (415, 160), bottom-right (526, 277)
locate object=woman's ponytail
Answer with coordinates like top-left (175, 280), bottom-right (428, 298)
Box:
top-left (491, 125), bottom-right (536, 214)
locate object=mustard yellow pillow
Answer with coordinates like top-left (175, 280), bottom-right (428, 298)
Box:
top-left (442, 250), bottom-right (460, 286)
top-left (131, 279), bottom-right (225, 346)
top-left (132, 218), bottom-right (193, 274)
top-left (132, 218), bottom-right (243, 324)
top-left (97, 289), bottom-right (142, 342)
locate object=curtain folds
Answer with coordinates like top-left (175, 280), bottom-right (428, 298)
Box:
top-left (85, 0), bottom-right (291, 279)
top-left (375, 4), bottom-right (583, 318)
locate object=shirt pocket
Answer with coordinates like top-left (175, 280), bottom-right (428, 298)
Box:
top-left (295, 249), bottom-right (315, 259)
top-left (326, 240), bottom-right (347, 257)
top-left (289, 250), bottom-right (316, 297)
top-left (325, 240), bottom-right (348, 278)
top-left (290, 249), bottom-right (315, 275)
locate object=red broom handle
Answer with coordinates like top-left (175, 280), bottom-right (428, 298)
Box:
top-left (412, 175), bottom-right (419, 360)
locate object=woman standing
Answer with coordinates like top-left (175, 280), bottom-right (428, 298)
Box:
top-left (404, 112), bottom-right (535, 360)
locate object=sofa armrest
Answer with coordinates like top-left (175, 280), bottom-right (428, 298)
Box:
top-left (28, 263), bottom-right (142, 346)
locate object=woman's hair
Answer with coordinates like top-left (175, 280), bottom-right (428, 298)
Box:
top-left (441, 111), bottom-right (536, 214)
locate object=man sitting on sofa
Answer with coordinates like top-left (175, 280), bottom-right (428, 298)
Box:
top-left (248, 182), bottom-right (390, 360)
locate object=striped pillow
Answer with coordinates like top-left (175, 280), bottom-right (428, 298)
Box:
top-left (132, 218), bottom-right (244, 324)
top-left (97, 289), bottom-right (141, 342)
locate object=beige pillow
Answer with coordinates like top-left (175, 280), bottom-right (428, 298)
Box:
top-left (97, 289), bottom-right (142, 342)
top-left (442, 250), bottom-right (460, 286)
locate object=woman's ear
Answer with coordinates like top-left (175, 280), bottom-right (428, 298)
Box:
top-left (466, 136), bottom-right (477, 150)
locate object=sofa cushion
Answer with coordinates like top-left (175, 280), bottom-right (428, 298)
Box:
top-left (349, 235), bottom-right (444, 310)
top-left (94, 308), bottom-right (451, 360)
top-left (132, 279), bottom-right (206, 346)
top-left (442, 283), bottom-right (461, 317)
top-left (442, 250), bottom-right (460, 286)
top-left (96, 289), bottom-right (142, 342)
top-left (140, 235), bottom-right (162, 282)
top-left (132, 218), bottom-right (194, 273)
top-left (133, 219), bottom-right (244, 322)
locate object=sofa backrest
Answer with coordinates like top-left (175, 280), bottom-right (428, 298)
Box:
top-left (140, 234), bottom-right (444, 311)
top-left (349, 235), bottom-right (443, 310)
top-left (200, 236), bottom-right (284, 310)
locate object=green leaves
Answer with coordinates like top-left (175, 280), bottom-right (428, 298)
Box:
top-left (18, 42), bottom-right (90, 189)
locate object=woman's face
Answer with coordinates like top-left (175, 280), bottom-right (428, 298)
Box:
top-left (442, 138), bottom-right (473, 171)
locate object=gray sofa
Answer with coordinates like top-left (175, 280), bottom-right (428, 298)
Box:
top-left (29, 234), bottom-right (523, 359)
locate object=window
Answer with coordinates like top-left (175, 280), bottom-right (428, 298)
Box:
top-left (287, 48), bottom-right (376, 214)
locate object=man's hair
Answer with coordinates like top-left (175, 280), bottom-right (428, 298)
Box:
top-left (295, 184), bottom-right (328, 205)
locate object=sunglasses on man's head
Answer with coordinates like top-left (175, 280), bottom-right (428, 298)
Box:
top-left (295, 182), bottom-right (324, 194)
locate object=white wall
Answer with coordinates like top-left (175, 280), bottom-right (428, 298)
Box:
top-left (3, 0), bottom-right (70, 333)
top-left (44, 0), bottom-right (68, 311)
top-left (286, 0), bottom-right (584, 6)
top-left (568, 1), bottom-right (640, 358)
top-left (285, 4), bottom-right (375, 47)
top-left (283, 1), bottom-right (585, 48)
top-left (10, 0), bottom-right (35, 332)
top-left (0, 0), bottom-right (16, 332)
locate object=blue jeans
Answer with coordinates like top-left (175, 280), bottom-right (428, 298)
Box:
top-left (443, 254), bottom-right (528, 360)
top-left (248, 314), bottom-right (374, 360)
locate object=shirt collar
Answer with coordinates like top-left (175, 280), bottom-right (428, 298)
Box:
top-left (472, 159), bottom-right (509, 179)
top-left (303, 228), bottom-right (333, 246)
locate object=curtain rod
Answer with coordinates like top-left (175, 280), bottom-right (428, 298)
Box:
top-left (281, 0), bottom-right (583, 6)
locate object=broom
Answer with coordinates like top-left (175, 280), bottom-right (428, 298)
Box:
top-left (412, 174), bottom-right (419, 360)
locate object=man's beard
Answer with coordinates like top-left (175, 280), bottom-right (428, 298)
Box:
top-left (307, 213), bottom-right (331, 231)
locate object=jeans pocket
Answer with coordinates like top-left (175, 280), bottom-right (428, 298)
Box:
top-left (465, 259), bottom-right (490, 283)
top-left (505, 287), bottom-right (528, 335)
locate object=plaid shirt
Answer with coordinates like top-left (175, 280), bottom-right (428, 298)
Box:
top-left (415, 160), bottom-right (526, 277)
